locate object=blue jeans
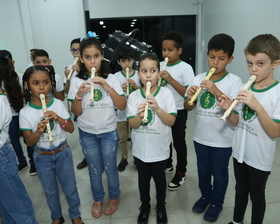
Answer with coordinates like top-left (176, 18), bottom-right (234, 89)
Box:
top-left (33, 142), bottom-right (81, 220)
top-left (194, 141), bottom-right (232, 206)
top-left (79, 128), bottom-right (120, 202)
top-left (0, 143), bottom-right (38, 224)
top-left (9, 115), bottom-right (34, 165)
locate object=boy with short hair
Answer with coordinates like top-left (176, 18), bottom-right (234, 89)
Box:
top-left (32, 49), bottom-right (65, 101)
top-left (114, 47), bottom-right (141, 171)
top-left (159, 31), bottom-right (194, 190)
top-left (185, 33), bottom-right (242, 222)
top-left (64, 38), bottom-right (81, 94)
top-left (218, 34), bottom-right (280, 224)
top-left (63, 38), bottom-right (87, 170)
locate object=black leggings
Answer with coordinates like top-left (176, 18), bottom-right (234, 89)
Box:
top-left (134, 157), bottom-right (168, 202)
top-left (233, 158), bottom-right (270, 224)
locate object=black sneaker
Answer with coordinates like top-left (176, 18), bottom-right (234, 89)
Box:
top-left (137, 201), bottom-right (150, 224)
top-left (167, 172), bottom-right (186, 191)
top-left (118, 158), bottom-right (128, 172)
top-left (29, 164), bottom-right (37, 176)
top-left (18, 163), bottom-right (28, 173)
top-left (76, 158), bottom-right (87, 169)
top-left (156, 200), bottom-right (168, 224)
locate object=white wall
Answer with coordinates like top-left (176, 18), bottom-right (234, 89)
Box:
top-left (202, 0), bottom-right (280, 82)
top-left (86, 0), bottom-right (197, 18)
top-left (0, 0), bottom-right (86, 76)
top-left (1, 0), bottom-right (280, 82)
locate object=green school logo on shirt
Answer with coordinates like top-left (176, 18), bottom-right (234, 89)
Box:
top-left (199, 91), bottom-right (216, 109)
top-left (159, 78), bottom-right (168, 87)
top-left (92, 89), bottom-right (103, 102)
top-left (242, 104), bottom-right (255, 121)
top-left (141, 109), bottom-right (153, 126)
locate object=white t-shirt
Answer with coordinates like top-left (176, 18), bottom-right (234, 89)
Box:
top-left (127, 87), bottom-right (177, 162)
top-left (19, 97), bottom-right (70, 149)
top-left (67, 73), bottom-right (125, 134)
top-left (47, 73), bottom-right (64, 98)
top-left (159, 60), bottom-right (194, 110)
top-left (189, 72), bottom-right (242, 147)
top-left (114, 70), bottom-right (141, 122)
top-left (232, 81), bottom-right (280, 171)
top-left (0, 94), bottom-right (12, 148)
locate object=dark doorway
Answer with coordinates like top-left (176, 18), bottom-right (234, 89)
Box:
top-left (85, 12), bottom-right (196, 73)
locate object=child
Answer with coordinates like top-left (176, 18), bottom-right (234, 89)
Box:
top-left (127, 53), bottom-right (177, 224)
top-left (0, 54), bottom-right (38, 224)
top-left (0, 49), bottom-right (37, 175)
top-left (218, 34), bottom-right (280, 224)
top-left (114, 47), bottom-right (141, 171)
top-left (32, 49), bottom-right (65, 101)
top-left (63, 38), bottom-right (87, 169)
top-left (19, 65), bottom-right (84, 224)
top-left (67, 37), bottom-right (126, 218)
top-left (64, 38), bottom-right (81, 94)
top-left (184, 33), bottom-right (242, 222)
top-left (159, 31), bottom-right (194, 190)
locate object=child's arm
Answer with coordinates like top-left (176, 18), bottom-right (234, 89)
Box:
top-left (128, 103), bottom-right (145, 129)
top-left (147, 95), bottom-right (176, 126)
top-left (23, 120), bottom-right (49, 146)
top-left (238, 90), bottom-right (280, 138)
top-left (218, 95), bottom-right (240, 126)
top-left (160, 70), bottom-right (186, 97)
top-left (93, 77), bottom-right (126, 111)
top-left (184, 85), bottom-right (198, 111)
top-left (64, 66), bottom-right (71, 94)
top-left (71, 82), bottom-right (91, 116)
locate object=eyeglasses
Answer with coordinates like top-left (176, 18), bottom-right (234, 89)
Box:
top-left (70, 48), bottom-right (80, 54)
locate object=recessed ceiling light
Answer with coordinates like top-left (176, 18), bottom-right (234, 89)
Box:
top-left (99, 21), bottom-right (104, 25)
top-left (130, 24), bottom-right (134, 27)
top-left (131, 22), bottom-right (135, 24)
top-left (103, 26), bottom-right (106, 28)
top-left (133, 19), bottom-right (137, 21)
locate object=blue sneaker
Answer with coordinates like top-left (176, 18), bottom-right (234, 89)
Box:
top-left (204, 204), bottom-right (223, 222)
top-left (192, 197), bottom-right (210, 213)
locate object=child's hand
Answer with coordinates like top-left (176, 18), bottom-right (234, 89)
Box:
top-left (237, 90), bottom-right (261, 111)
top-left (187, 85), bottom-right (199, 99)
top-left (72, 64), bottom-right (80, 72)
top-left (137, 102), bottom-right (146, 119)
top-left (43, 110), bottom-right (59, 122)
top-left (76, 82), bottom-right (92, 98)
top-left (92, 77), bottom-right (111, 91)
top-left (217, 95), bottom-right (234, 110)
top-left (64, 66), bottom-right (70, 77)
top-left (146, 95), bottom-right (159, 112)
top-left (35, 120), bottom-right (48, 135)
top-left (127, 78), bottom-right (138, 89)
top-left (121, 82), bottom-right (128, 91)
top-left (200, 80), bottom-right (218, 95)
top-left (159, 70), bottom-right (173, 83)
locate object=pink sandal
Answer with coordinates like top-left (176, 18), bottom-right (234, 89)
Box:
top-left (104, 198), bottom-right (120, 215)
top-left (91, 201), bottom-right (103, 218)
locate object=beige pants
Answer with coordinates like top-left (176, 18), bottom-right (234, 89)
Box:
top-left (117, 121), bottom-right (129, 159)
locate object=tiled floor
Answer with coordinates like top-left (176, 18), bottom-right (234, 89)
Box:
top-left (18, 110), bottom-right (280, 224)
